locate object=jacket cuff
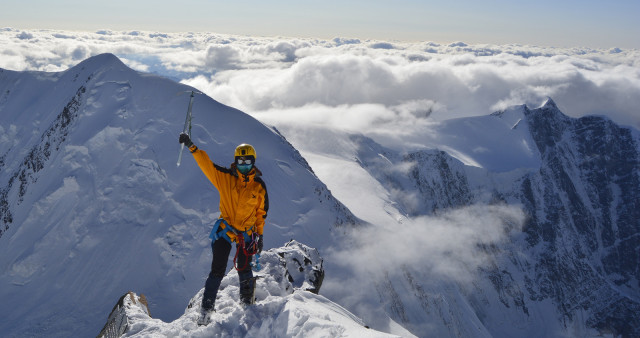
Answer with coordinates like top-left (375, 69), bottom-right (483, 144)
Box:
top-left (189, 144), bottom-right (198, 153)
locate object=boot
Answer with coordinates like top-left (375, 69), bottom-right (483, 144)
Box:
top-left (238, 271), bottom-right (256, 305)
top-left (201, 297), bottom-right (215, 313)
top-left (197, 306), bottom-right (213, 326)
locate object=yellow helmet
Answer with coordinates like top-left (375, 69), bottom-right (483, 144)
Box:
top-left (235, 144), bottom-right (256, 159)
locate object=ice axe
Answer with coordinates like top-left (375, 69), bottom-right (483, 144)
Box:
top-left (176, 90), bottom-right (201, 167)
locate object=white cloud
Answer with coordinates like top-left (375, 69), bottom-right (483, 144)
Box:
top-left (1, 28), bottom-right (639, 131)
top-left (204, 44), bottom-right (241, 70)
top-left (321, 203), bottom-right (526, 333)
top-left (338, 203), bottom-right (525, 281)
top-left (16, 31), bottom-right (34, 40)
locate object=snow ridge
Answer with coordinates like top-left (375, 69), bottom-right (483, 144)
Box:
top-left (98, 241), bottom-right (396, 337)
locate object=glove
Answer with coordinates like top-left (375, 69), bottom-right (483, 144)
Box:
top-left (179, 133), bottom-right (193, 147)
top-left (257, 235), bottom-right (263, 254)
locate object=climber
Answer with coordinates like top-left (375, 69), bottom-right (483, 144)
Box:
top-left (179, 133), bottom-right (268, 324)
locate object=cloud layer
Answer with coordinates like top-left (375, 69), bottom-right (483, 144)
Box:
top-left (330, 203), bottom-right (526, 282)
top-left (2, 27), bottom-right (639, 132)
top-left (322, 203), bottom-right (526, 334)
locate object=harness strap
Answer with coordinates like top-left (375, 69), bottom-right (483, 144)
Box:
top-left (209, 218), bottom-right (233, 244)
top-left (209, 218), bottom-right (259, 271)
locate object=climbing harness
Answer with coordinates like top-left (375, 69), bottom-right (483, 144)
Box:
top-left (210, 218), bottom-right (261, 271)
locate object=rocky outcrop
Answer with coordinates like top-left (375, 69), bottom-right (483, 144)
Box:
top-left (98, 292), bottom-right (151, 338)
top-left (519, 99), bottom-right (640, 336)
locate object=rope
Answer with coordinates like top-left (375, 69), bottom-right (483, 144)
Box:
top-left (211, 218), bottom-right (259, 271)
top-left (233, 230), bottom-right (259, 271)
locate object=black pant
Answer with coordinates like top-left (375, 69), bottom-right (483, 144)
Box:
top-left (201, 237), bottom-right (253, 310)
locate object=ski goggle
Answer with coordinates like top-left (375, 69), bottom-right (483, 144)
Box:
top-left (237, 157), bottom-right (254, 165)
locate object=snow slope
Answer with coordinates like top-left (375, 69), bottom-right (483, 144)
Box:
top-left (0, 54), bottom-right (360, 337)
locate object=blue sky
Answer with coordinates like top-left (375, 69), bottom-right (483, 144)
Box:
top-left (3, 0), bottom-right (639, 48)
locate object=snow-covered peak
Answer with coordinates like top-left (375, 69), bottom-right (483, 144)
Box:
top-left (522, 97), bottom-right (574, 155)
top-left (0, 53), bottom-right (359, 337)
top-left (98, 241), bottom-right (400, 337)
top-left (418, 98), bottom-right (591, 173)
top-left (74, 53), bottom-right (126, 70)
top-left (540, 96), bottom-right (558, 110)
top-left (490, 104), bottom-right (529, 129)
top-left (524, 96), bottom-right (569, 125)
top-left (422, 104), bottom-right (541, 172)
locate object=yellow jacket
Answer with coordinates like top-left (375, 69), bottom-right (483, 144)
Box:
top-left (189, 145), bottom-right (268, 241)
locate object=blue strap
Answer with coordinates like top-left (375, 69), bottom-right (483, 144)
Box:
top-left (209, 218), bottom-right (232, 244)
top-left (209, 218), bottom-right (254, 244)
